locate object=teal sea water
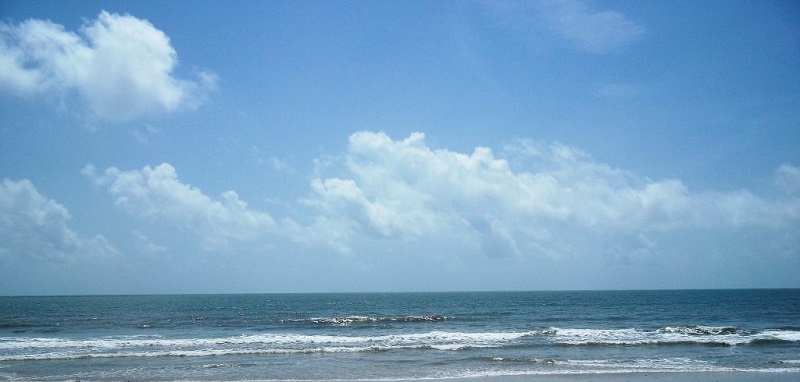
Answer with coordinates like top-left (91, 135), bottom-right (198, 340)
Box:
top-left (1, 289), bottom-right (799, 380)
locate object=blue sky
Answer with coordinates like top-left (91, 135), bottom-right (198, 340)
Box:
top-left (1, 0), bottom-right (798, 295)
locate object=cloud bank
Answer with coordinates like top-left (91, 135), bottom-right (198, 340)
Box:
top-left (305, 131), bottom-right (799, 259)
top-left (73, 131), bottom-right (800, 282)
top-left (81, 131), bottom-right (798, 269)
top-left (0, 179), bottom-right (118, 262)
top-left (0, 11), bottom-right (216, 121)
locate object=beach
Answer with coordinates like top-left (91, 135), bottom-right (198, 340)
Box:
top-left (276, 373), bottom-right (800, 382)
top-left (373, 373), bottom-right (800, 382)
top-left (477, 373), bottom-right (800, 381)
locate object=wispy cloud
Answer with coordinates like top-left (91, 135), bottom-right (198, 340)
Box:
top-left (774, 164), bottom-right (800, 197)
top-left (132, 230), bottom-right (168, 254)
top-left (131, 123), bottom-right (162, 144)
top-left (536, 0), bottom-right (645, 53)
top-left (0, 11), bottom-right (216, 122)
top-left (482, 0), bottom-right (645, 54)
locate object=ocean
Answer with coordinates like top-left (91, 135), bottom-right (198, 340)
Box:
top-left (1, 289), bottom-right (799, 380)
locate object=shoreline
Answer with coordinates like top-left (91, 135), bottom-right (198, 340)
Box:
top-left (463, 372), bottom-right (800, 381)
top-left (465, 372), bottom-right (800, 381)
top-left (262, 371), bottom-right (800, 382)
top-left (356, 371), bottom-right (800, 382)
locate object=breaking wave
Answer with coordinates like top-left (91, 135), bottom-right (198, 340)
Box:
top-left (281, 315), bottom-right (451, 325)
top-left (2, 326), bottom-right (799, 361)
top-left (549, 326), bottom-right (800, 346)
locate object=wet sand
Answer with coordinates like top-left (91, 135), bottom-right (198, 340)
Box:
top-left (423, 372), bottom-right (800, 381)
top-left (346, 372), bottom-right (800, 382)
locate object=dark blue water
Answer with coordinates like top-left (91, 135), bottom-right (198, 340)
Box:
top-left (1, 290), bottom-right (799, 380)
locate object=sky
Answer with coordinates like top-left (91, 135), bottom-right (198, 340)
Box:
top-left (1, 0), bottom-right (799, 295)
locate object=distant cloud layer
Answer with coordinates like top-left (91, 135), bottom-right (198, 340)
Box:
top-left (82, 163), bottom-right (277, 252)
top-left (74, 131), bottom-right (800, 264)
top-left (0, 179), bottom-right (118, 262)
top-left (2, 129), bottom-right (796, 292)
top-left (0, 11), bottom-right (216, 121)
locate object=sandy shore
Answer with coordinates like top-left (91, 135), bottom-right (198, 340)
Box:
top-left (337, 372), bottom-right (800, 382)
top-left (426, 372), bottom-right (800, 381)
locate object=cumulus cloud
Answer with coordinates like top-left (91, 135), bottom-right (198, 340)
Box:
top-left (83, 163), bottom-right (277, 251)
top-left (81, 133), bottom-right (798, 264)
top-left (0, 11), bottom-right (216, 121)
top-left (305, 131), bottom-right (799, 259)
top-left (0, 178), bottom-right (119, 262)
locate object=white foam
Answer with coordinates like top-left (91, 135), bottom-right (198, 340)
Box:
top-left (290, 314), bottom-right (452, 325)
top-left (547, 327), bottom-right (800, 346)
top-left (549, 328), bottom-right (646, 345)
top-left (417, 358), bottom-right (752, 379)
top-left (0, 330), bottom-right (538, 361)
top-left (763, 330), bottom-right (800, 342)
top-left (4, 327), bottom-right (798, 362)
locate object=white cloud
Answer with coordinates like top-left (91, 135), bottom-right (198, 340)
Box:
top-left (0, 178), bottom-right (119, 262)
top-left (0, 11), bottom-right (215, 121)
top-left (80, 134), bottom-right (799, 264)
top-left (83, 163), bottom-right (277, 251)
top-left (305, 131), bottom-right (799, 259)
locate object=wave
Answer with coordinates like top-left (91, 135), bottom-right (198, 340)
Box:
top-left (659, 325), bottom-right (745, 335)
top-left (2, 326), bottom-right (798, 361)
top-left (488, 356), bottom-right (719, 370)
top-left (471, 357), bottom-right (800, 376)
top-left (280, 315), bottom-right (452, 325)
top-left (549, 326), bottom-right (800, 346)
top-left (0, 330), bottom-right (538, 361)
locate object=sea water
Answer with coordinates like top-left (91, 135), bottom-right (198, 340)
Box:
top-left (1, 289), bottom-right (799, 380)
